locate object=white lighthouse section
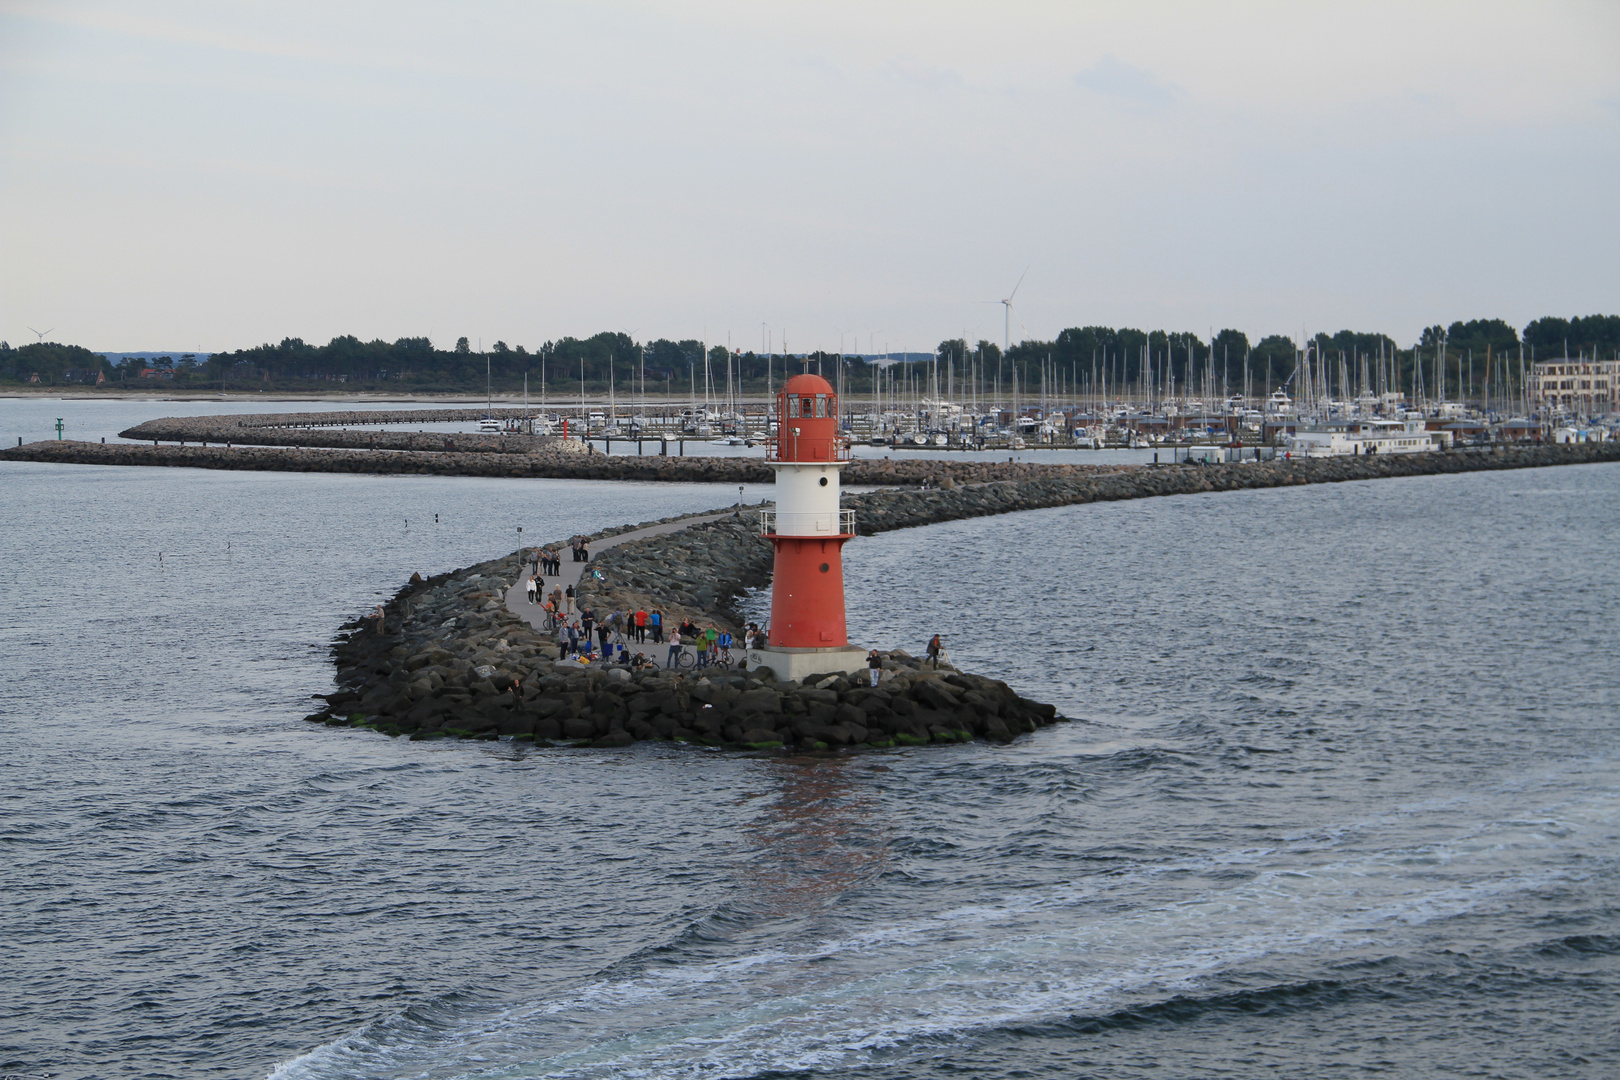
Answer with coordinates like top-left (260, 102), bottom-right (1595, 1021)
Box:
top-left (770, 464), bottom-right (848, 536)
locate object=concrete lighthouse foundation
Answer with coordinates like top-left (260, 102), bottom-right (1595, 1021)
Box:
top-left (746, 373), bottom-right (871, 683)
top-left (745, 644), bottom-right (871, 684)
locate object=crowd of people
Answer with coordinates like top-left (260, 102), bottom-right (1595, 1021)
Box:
top-left (518, 545), bottom-right (747, 668)
top-left (515, 544), bottom-right (945, 677)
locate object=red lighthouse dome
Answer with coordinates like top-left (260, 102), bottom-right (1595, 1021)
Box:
top-left (772, 373), bottom-right (847, 464)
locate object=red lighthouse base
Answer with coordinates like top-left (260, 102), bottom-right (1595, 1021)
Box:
top-left (768, 535), bottom-right (851, 648)
top-left (748, 533), bottom-right (869, 682)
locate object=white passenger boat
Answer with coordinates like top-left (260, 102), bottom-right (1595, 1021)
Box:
top-left (1284, 417), bottom-right (1435, 457)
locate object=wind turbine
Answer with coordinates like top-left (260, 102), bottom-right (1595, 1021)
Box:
top-left (28, 326), bottom-right (54, 342)
top-left (999, 268), bottom-right (1028, 355)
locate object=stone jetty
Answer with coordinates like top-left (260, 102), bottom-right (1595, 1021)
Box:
top-left (2, 437), bottom-right (1129, 485)
top-left (314, 516), bottom-right (1058, 749)
top-left (124, 427), bottom-right (567, 456)
top-left (843, 441), bottom-right (1620, 532)
top-left (127, 407), bottom-right (558, 432)
top-left (301, 440), bottom-right (1618, 751)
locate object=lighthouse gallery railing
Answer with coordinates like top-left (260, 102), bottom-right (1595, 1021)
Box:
top-left (764, 438), bottom-right (853, 462)
top-left (758, 508), bottom-right (856, 537)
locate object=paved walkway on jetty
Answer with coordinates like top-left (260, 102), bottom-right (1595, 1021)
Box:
top-left (501, 510), bottom-right (741, 666)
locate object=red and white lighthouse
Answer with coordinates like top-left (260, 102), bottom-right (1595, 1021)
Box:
top-left (746, 373), bottom-right (870, 681)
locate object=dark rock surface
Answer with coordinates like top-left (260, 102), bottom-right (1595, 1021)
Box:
top-left (6, 426), bottom-right (1615, 488)
top-left (573, 512), bottom-right (773, 634)
top-left (314, 533), bottom-right (1058, 750)
top-left (298, 440), bottom-right (1620, 752)
top-left (846, 442), bottom-right (1620, 532)
top-left (119, 411), bottom-right (583, 455)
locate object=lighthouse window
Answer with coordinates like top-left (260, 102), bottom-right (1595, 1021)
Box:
top-left (802, 396), bottom-right (815, 415)
top-left (818, 476), bottom-right (828, 486)
top-left (814, 395), bottom-right (828, 417)
top-left (787, 397), bottom-right (800, 419)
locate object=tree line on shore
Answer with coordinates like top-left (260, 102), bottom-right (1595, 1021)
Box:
top-left (4, 314), bottom-right (1617, 399)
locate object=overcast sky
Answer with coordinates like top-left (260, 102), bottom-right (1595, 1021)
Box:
top-left (2, 1), bottom-right (1616, 354)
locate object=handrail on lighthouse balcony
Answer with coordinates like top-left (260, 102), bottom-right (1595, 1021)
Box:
top-left (764, 436), bottom-right (852, 463)
top-left (759, 508), bottom-right (856, 537)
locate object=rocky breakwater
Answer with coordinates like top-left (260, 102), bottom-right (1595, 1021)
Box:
top-left (310, 520), bottom-right (1061, 749)
top-left (119, 414), bottom-right (574, 455)
top-left (1, 440), bottom-right (606, 477)
top-left (297, 442), bottom-right (1620, 752)
top-left (844, 441), bottom-right (1620, 532)
top-left (8, 432), bottom-right (1130, 485)
top-left (126, 406), bottom-right (564, 433)
top-left (573, 510), bottom-right (773, 634)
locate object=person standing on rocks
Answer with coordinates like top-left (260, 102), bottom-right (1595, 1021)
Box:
top-left (666, 629), bottom-right (683, 668)
top-left (650, 609), bottom-right (663, 643)
top-left (926, 634), bottom-right (943, 669)
top-left (634, 608), bottom-right (648, 643)
top-left (868, 649), bottom-right (883, 686)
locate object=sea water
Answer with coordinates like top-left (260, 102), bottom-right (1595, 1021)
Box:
top-left (2, 411), bottom-right (1615, 1079)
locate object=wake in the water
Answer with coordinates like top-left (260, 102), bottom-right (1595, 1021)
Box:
top-left (270, 761), bottom-right (1617, 1080)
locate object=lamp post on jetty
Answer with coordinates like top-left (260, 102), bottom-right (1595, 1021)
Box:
top-left (746, 372), bottom-right (870, 681)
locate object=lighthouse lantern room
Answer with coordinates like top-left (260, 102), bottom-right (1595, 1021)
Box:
top-left (745, 373), bottom-right (871, 682)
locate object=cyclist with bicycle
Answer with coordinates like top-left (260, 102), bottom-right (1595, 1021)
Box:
top-left (716, 628), bottom-right (734, 667)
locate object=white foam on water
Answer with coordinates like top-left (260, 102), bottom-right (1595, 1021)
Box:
top-left (268, 774), bottom-right (1618, 1080)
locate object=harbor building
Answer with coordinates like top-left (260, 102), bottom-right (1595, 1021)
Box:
top-left (1529, 359), bottom-right (1619, 413)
